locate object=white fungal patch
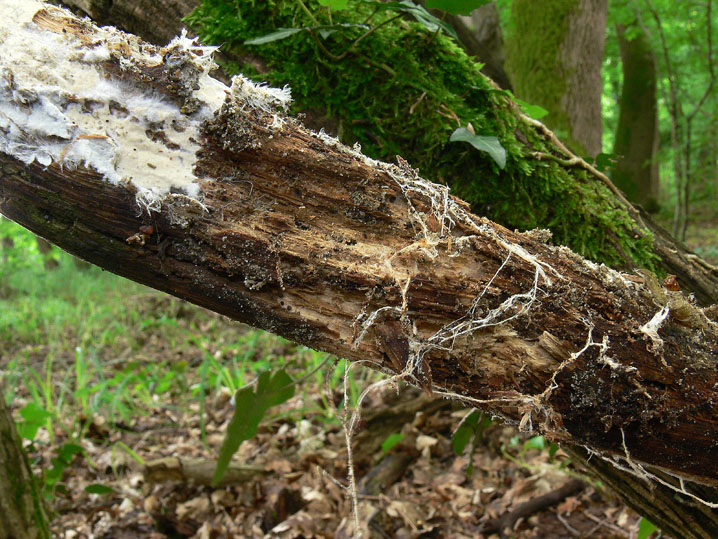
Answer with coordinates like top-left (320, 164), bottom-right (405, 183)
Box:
top-left (639, 306), bottom-right (670, 353)
top-left (0, 0), bottom-right (291, 209)
top-left (230, 76), bottom-right (292, 114)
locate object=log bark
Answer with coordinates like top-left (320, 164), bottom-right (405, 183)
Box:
top-left (1, 4), bottom-right (718, 537)
top-left (143, 457), bottom-right (266, 487)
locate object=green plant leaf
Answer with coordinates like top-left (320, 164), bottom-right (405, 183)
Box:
top-left (523, 435), bottom-right (547, 452)
top-left (315, 22), bottom-right (369, 39)
top-left (212, 369), bottom-right (295, 486)
top-left (638, 517), bottom-right (658, 539)
top-left (381, 433), bottom-right (405, 454)
top-left (245, 28), bottom-right (303, 45)
top-left (18, 402), bottom-right (53, 440)
top-left (452, 409), bottom-right (481, 455)
top-left (594, 152), bottom-right (618, 173)
top-left (548, 441), bottom-right (559, 460)
top-left (17, 422), bottom-right (41, 441)
top-left (20, 402), bottom-right (52, 423)
top-left (57, 443), bottom-right (83, 463)
top-left (450, 127), bottom-right (506, 169)
top-left (425, 0), bottom-right (490, 16)
top-left (85, 484), bottom-right (115, 495)
top-left (318, 0), bottom-right (349, 9)
top-left (515, 99), bottom-right (549, 120)
top-left (369, 1), bottom-right (458, 39)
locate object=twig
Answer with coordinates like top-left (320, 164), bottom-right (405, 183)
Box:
top-left (520, 113), bottom-right (648, 230)
top-left (583, 510), bottom-right (630, 538)
top-left (484, 478), bottom-right (587, 536)
top-left (308, 14), bottom-right (403, 62)
top-left (556, 513), bottom-right (581, 536)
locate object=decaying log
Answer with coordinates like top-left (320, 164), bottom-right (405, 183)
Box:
top-left (1, 3), bottom-right (718, 535)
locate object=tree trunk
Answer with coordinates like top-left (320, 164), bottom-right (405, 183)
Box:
top-left (613, 23), bottom-right (660, 212)
top-left (55, 0), bottom-right (718, 307)
top-left (507, 0), bottom-right (607, 157)
top-left (0, 391), bottom-right (51, 538)
top-left (2, 4), bottom-right (718, 538)
top-left (441, 3), bottom-right (513, 91)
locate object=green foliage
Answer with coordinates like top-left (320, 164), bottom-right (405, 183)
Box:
top-left (84, 484), bottom-right (115, 495)
top-left (450, 127), bottom-right (506, 169)
top-left (245, 28), bottom-right (303, 45)
top-left (17, 402), bottom-right (84, 499)
top-left (605, 0), bottom-right (718, 211)
top-left (213, 369), bottom-right (295, 486)
top-left (17, 402), bottom-right (52, 442)
top-left (43, 443), bottom-right (83, 498)
top-left (185, 0), bottom-right (659, 270)
top-left (514, 98), bottom-right (549, 120)
top-left (381, 432), bottom-right (405, 454)
top-left (426, 0), bottom-right (490, 16)
top-left (638, 517), bottom-right (659, 539)
top-left (452, 409), bottom-right (492, 476)
top-left (318, 0), bottom-right (349, 9)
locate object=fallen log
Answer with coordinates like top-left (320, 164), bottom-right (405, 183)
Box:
top-left (1, 2), bottom-right (718, 536)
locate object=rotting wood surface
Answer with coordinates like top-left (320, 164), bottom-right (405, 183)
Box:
top-left (1, 2), bottom-right (718, 494)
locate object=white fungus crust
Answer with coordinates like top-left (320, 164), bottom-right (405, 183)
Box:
top-left (0, 0), bottom-right (291, 206)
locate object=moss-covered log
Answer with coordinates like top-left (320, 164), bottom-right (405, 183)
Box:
top-left (183, 0), bottom-right (718, 307)
top-left (185, 0), bottom-right (649, 270)
top-left (3, 3), bottom-right (718, 537)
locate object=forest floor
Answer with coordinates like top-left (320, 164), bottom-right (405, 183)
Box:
top-left (6, 209), bottom-right (713, 538)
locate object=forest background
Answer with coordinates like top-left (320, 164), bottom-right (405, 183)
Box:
top-left (0, 0), bottom-right (716, 536)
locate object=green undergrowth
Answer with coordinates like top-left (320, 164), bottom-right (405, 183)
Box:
top-left (186, 0), bottom-right (658, 271)
top-left (0, 219), bottom-right (368, 494)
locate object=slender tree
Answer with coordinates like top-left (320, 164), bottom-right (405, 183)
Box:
top-left (613, 22), bottom-right (660, 212)
top-left (641, 0), bottom-right (715, 240)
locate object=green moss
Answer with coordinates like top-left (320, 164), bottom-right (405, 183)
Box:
top-left (185, 0), bottom-right (658, 271)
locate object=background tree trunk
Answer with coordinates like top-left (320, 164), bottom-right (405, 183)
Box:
top-left (507, 0), bottom-right (607, 157)
top-left (0, 391), bottom-right (51, 538)
top-left (440, 3), bottom-right (513, 90)
top-left (613, 23), bottom-right (660, 212)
